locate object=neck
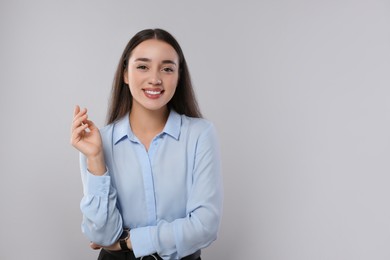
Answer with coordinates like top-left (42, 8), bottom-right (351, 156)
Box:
top-left (129, 105), bottom-right (169, 135)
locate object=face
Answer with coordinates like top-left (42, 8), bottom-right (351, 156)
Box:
top-left (124, 39), bottom-right (179, 114)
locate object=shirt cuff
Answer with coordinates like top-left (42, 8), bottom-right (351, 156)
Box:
top-left (130, 226), bottom-right (157, 257)
top-left (85, 170), bottom-right (110, 196)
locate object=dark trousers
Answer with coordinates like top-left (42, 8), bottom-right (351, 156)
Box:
top-left (97, 249), bottom-right (135, 260)
top-left (97, 249), bottom-right (201, 260)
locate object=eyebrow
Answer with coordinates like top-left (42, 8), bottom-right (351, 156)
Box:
top-left (134, 58), bottom-right (177, 66)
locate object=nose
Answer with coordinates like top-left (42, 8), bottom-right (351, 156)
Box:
top-left (149, 71), bottom-right (162, 85)
top-left (150, 78), bottom-right (162, 85)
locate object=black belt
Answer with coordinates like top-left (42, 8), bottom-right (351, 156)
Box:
top-left (138, 250), bottom-right (201, 260)
top-left (98, 248), bottom-right (200, 260)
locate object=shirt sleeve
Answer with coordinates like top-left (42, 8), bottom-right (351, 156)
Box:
top-left (79, 153), bottom-right (123, 246)
top-left (130, 123), bottom-right (223, 259)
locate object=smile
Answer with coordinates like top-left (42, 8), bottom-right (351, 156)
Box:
top-left (145, 90), bottom-right (162, 95)
top-left (143, 89), bottom-right (164, 99)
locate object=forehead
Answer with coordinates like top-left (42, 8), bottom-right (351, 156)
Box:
top-left (130, 39), bottom-right (179, 62)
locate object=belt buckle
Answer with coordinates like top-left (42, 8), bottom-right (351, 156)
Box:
top-left (140, 255), bottom-right (158, 260)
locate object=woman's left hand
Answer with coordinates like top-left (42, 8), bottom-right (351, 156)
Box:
top-left (90, 242), bottom-right (121, 251)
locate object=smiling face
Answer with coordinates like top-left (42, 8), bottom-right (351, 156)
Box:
top-left (124, 39), bottom-right (180, 114)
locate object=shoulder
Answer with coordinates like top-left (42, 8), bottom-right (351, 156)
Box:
top-left (180, 115), bottom-right (218, 141)
top-left (181, 115), bottom-right (214, 132)
top-left (180, 115), bottom-right (220, 158)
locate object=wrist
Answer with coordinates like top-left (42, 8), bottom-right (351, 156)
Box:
top-left (119, 228), bottom-right (131, 251)
top-left (126, 237), bottom-right (132, 250)
top-left (87, 153), bottom-right (106, 175)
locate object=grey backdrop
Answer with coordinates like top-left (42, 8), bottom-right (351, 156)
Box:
top-left (1, 0), bottom-right (389, 259)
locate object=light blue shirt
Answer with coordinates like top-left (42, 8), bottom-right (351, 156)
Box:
top-left (79, 110), bottom-right (223, 259)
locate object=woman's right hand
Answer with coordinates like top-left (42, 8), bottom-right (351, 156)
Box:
top-left (71, 105), bottom-right (106, 175)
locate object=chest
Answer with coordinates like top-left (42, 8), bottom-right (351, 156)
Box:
top-left (108, 137), bottom-right (195, 199)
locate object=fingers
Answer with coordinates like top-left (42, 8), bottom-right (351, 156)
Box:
top-left (90, 242), bottom-right (102, 250)
top-left (73, 106), bottom-right (87, 123)
top-left (71, 105), bottom-right (91, 146)
top-left (72, 122), bottom-right (89, 138)
top-left (71, 113), bottom-right (88, 133)
top-left (70, 123), bottom-right (88, 146)
top-left (71, 105), bottom-right (88, 131)
top-left (73, 105), bottom-right (80, 117)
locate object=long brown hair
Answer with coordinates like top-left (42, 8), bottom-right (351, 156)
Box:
top-left (106, 28), bottom-right (202, 125)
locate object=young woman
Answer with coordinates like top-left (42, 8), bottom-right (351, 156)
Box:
top-left (70, 29), bottom-right (223, 260)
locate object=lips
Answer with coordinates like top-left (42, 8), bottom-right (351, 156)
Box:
top-left (143, 88), bottom-right (164, 99)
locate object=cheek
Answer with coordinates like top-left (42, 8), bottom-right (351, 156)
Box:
top-left (169, 75), bottom-right (180, 89)
top-left (128, 84), bottom-right (140, 96)
top-left (127, 74), bottom-right (143, 89)
top-left (167, 80), bottom-right (178, 93)
top-left (127, 79), bottom-right (137, 94)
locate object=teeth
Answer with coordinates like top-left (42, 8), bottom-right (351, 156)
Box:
top-left (145, 90), bottom-right (161, 95)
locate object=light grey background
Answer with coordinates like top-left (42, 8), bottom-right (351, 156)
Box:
top-left (1, 0), bottom-right (389, 259)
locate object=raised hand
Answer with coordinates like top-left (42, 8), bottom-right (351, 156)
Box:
top-left (70, 105), bottom-right (106, 175)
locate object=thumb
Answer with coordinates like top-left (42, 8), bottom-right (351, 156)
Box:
top-left (85, 119), bottom-right (98, 131)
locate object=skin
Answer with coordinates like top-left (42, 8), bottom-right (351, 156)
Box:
top-left (70, 39), bottom-right (180, 251)
top-left (125, 39), bottom-right (180, 150)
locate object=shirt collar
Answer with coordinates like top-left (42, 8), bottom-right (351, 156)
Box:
top-left (113, 113), bottom-right (133, 144)
top-left (113, 110), bottom-right (182, 145)
top-left (162, 109), bottom-right (181, 140)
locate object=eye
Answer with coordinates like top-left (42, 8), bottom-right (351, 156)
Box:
top-left (162, 67), bottom-right (175, 73)
top-left (136, 65), bottom-right (148, 70)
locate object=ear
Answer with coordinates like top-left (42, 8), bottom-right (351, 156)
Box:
top-left (124, 71), bottom-right (129, 84)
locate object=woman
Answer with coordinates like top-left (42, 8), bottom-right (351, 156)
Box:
top-left (71, 28), bottom-right (223, 260)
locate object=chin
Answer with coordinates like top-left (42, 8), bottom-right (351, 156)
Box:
top-left (143, 104), bottom-right (169, 112)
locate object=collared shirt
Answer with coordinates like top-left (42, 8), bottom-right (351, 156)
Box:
top-left (79, 110), bottom-right (223, 260)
